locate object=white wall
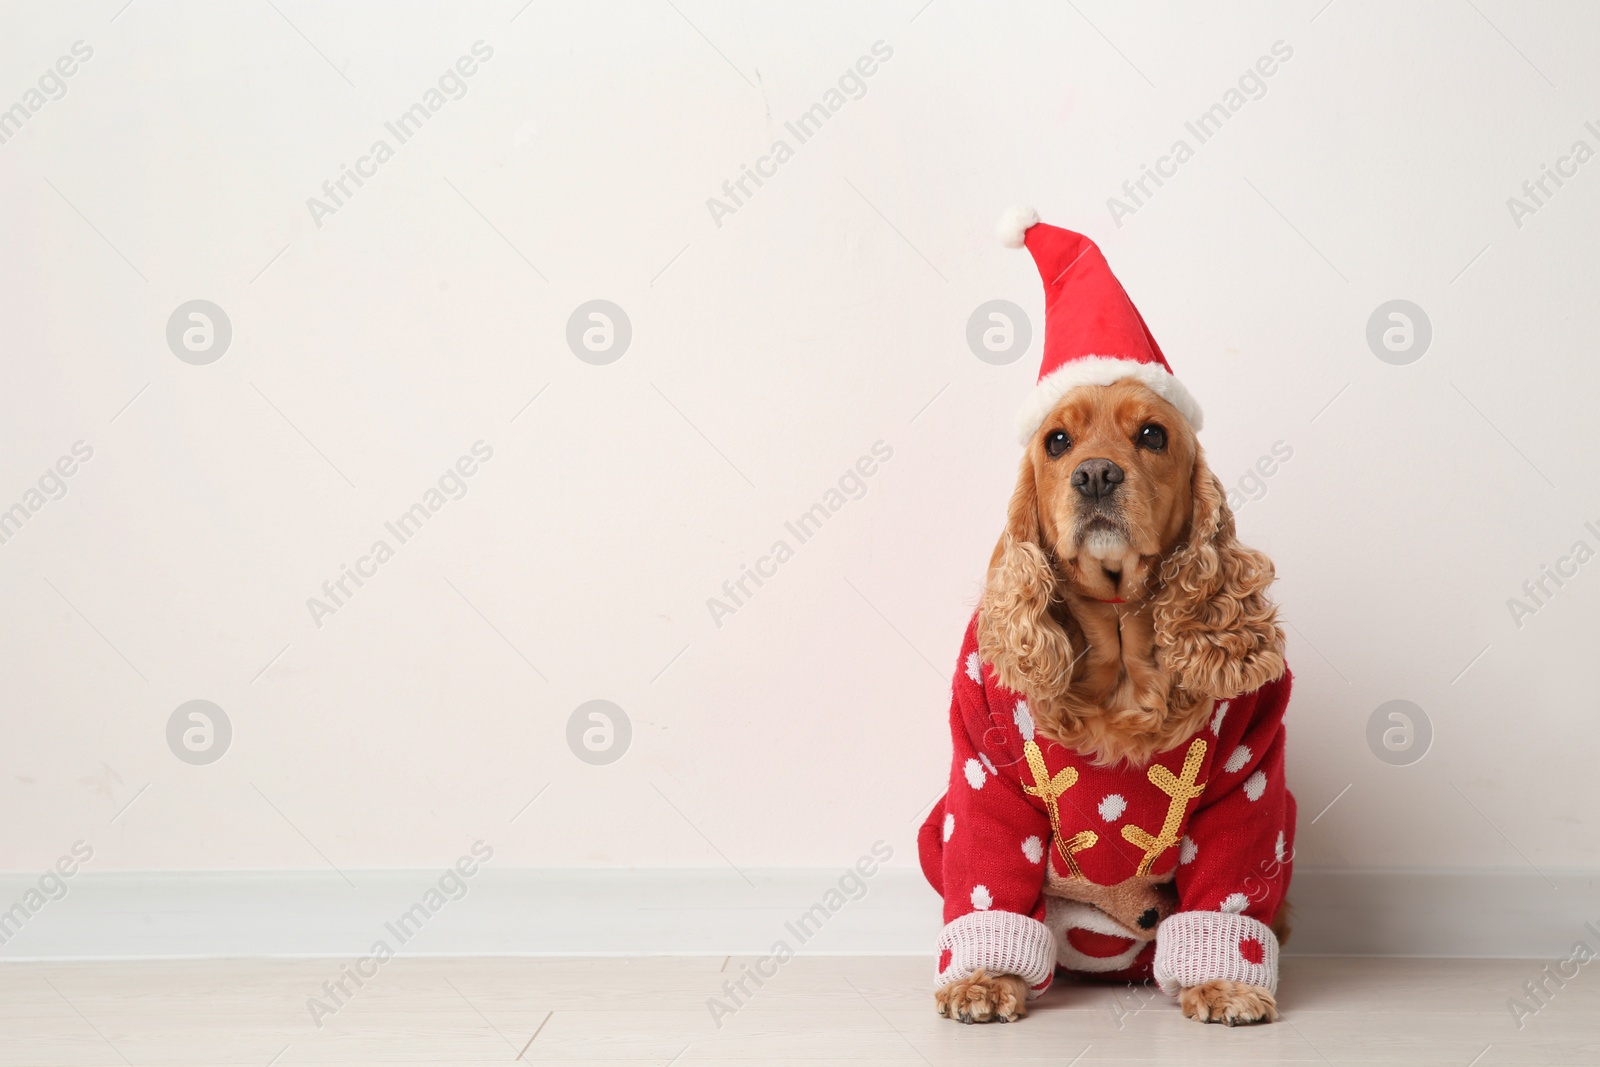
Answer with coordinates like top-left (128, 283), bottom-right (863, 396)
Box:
top-left (2, 0), bottom-right (1597, 892)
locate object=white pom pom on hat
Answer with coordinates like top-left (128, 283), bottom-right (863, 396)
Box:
top-left (995, 205), bottom-right (1040, 248)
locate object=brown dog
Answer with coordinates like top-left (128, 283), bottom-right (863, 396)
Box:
top-left (932, 377), bottom-right (1289, 1025)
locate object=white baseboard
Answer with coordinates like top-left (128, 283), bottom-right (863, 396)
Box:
top-left (1, 867), bottom-right (1594, 961)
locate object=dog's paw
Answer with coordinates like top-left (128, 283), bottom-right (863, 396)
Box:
top-left (1178, 979), bottom-right (1278, 1025)
top-left (934, 968), bottom-right (1030, 1023)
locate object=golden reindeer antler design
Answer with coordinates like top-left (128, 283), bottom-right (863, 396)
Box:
top-left (1120, 737), bottom-right (1208, 876)
top-left (1022, 740), bottom-right (1098, 879)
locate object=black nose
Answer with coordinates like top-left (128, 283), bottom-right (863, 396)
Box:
top-left (1137, 907), bottom-right (1160, 930)
top-left (1071, 458), bottom-right (1124, 500)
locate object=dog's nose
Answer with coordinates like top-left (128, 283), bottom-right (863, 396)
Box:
top-left (1071, 459), bottom-right (1124, 500)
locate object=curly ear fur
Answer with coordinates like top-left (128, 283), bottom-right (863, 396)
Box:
top-left (1150, 444), bottom-right (1286, 706)
top-left (977, 456), bottom-right (1076, 698)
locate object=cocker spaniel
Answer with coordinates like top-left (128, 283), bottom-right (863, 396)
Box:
top-left (919, 213), bottom-right (1293, 1028)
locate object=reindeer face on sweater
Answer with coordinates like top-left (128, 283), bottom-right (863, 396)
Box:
top-left (1045, 870), bottom-right (1179, 972)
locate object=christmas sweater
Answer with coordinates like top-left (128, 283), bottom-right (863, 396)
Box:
top-left (918, 613), bottom-right (1295, 998)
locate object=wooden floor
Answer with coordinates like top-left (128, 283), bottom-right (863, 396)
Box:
top-left (2, 956), bottom-right (1594, 1065)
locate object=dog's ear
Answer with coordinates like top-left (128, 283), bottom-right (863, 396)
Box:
top-left (978, 453), bottom-right (1078, 697)
top-left (1151, 443), bottom-right (1285, 700)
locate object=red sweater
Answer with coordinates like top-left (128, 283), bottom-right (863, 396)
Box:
top-left (919, 613), bottom-right (1295, 997)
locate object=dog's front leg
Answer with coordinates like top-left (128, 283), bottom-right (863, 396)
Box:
top-left (1177, 979), bottom-right (1278, 1025)
top-left (934, 968), bottom-right (1030, 1023)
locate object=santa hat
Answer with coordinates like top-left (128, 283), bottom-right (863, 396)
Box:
top-left (996, 206), bottom-right (1203, 444)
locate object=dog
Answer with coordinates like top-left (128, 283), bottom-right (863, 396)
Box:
top-left (918, 212), bottom-right (1293, 1027)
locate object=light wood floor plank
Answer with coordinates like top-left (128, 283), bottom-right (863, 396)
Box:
top-left (1, 956), bottom-right (1595, 1065)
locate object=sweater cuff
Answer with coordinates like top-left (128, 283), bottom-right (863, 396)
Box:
top-left (935, 910), bottom-right (1056, 998)
top-left (1152, 910), bottom-right (1279, 995)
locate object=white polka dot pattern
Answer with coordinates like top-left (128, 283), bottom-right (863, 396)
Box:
top-left (964, 758), bottom-right (986, 790)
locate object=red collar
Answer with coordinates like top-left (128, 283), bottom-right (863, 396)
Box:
top-left (1090, 596), bottom-right (1126, 604)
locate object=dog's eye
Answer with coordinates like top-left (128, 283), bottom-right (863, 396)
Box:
top-left (1137, 424), bottom-right (1167, 452)
top-left (1044, 430), bottom-right (1071, 458)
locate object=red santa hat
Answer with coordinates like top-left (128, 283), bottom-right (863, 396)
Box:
top-left (996, 206), bottom-right (1203, 444)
